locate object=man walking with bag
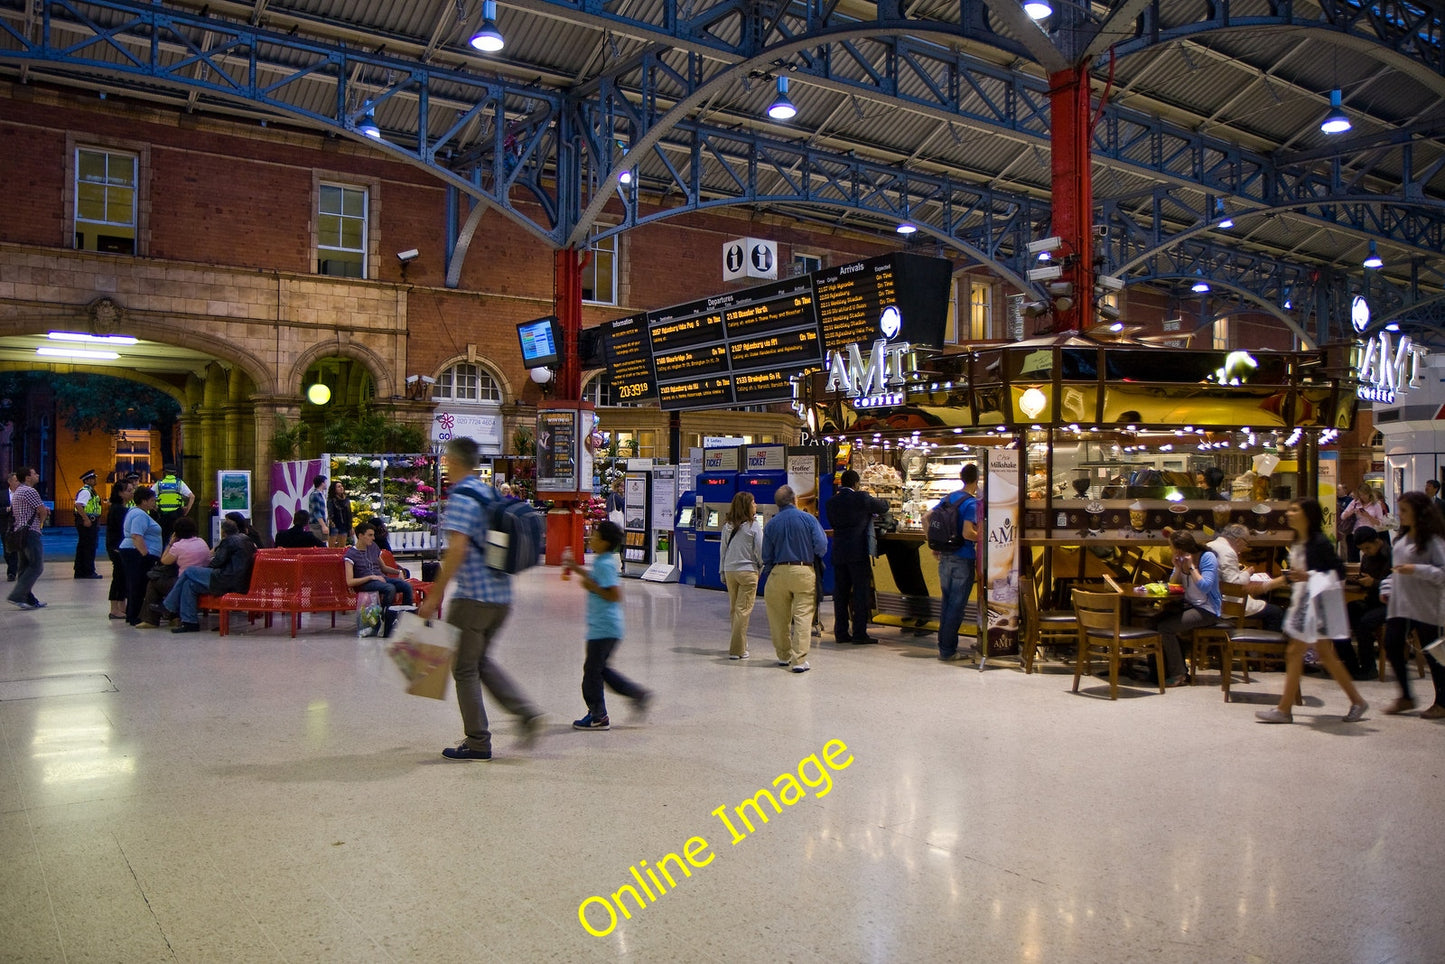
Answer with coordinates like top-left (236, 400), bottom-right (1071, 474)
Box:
top-left (7, 467), bottom-right (50, 610)
top-left (418, 437), bottom-right (543, 761)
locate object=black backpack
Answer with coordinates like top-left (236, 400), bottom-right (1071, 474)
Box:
top-left (452, 486), bottom-right (544, 574)
top-left (926, 492), bottom-right (973, 552)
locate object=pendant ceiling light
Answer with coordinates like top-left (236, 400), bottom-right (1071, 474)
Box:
top-left (1023, 0), bottom-right (1052, 19)
top-left (767, 76), bottom-right (797, 121)
top-left (358, 111), bottom-right (381, 139)
top-left (470, 0), bottom-right (505, 53)
top-left (1320, 89), bottom-right (1351, 134)
top-left (1363, 240), bottom-right (1383, 269)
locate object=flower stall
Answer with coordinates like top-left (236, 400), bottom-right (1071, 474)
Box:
top-left (271, 453), bottom-right (441, 555)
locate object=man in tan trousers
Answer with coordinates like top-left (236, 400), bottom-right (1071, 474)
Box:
top-left (761, 485), bottom-right (829, 674)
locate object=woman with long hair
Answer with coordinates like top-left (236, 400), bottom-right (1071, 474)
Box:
top-left (1380, 491), bottom-right (1445, 717)
top-left (720, 491), bottom-right (764, 660)
top-left (104, 480), bottom-right (135, 620)
top-left (1341, 484), bottom-right (1388, 559)
top-left (1256, 498), bottom-right (1368, 724)
top-left (327, 479), bottom-right (354, 548)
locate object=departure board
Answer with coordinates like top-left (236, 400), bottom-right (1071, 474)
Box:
top-left (601, 313), bottom-right (656, 402)
top-left (732, 369), bottom-right (798, 405)
top-left (813, 253), bottom-right (951, 353)
top-left (658, 374), bottom-right (733, 409)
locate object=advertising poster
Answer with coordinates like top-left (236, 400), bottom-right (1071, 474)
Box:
top-left (787, 455), bottom-right (818, 517)
top-left (431, 411), bottom-right (502, 450)
top-left (536, 410), bottom-right (578, 493)
top-left (1319, 452), bottom-right (1338, 540)
top-left (218, 470), bottom-right (251, 518)
top-left (984, 448), bottom-right (1021, 657)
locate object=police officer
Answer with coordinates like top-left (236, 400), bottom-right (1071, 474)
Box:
top-left (72, 469), bottom-right (104, 579)
top-left (154, 464), bottom-right (195, 544)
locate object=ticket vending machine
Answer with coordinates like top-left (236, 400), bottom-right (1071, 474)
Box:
top-left (694, 471), bottom-right (738, 590)
top-left (674, 490), bottom-right (698, 586)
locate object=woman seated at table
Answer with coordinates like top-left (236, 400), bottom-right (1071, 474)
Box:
top-left (1153, 531), bottom-right (1223, 686)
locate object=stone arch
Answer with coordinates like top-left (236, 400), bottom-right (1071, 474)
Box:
top-left (432, 352), bottom-right (516, 403)
top-left (0, 360), bottom-right (188, 406)
top-left (287, 339), bottom-right (395, 400)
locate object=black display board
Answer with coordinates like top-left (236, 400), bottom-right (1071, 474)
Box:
top-left (600, 313), bottom-right (657, 402)
top-left (813, 252), bottom-right (951, 353)
top-left (597, 254), bottom-right (950, 412)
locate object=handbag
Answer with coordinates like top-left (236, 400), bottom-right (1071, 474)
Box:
top-left (3, 526), bottom-right (21, 556)
top-left (147, 561), bottom-right (179, 582)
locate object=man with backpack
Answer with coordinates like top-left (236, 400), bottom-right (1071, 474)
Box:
top-left (928, 463), bottom-right (980, 661)
top-left (418, 436), bottom-right (543, 761)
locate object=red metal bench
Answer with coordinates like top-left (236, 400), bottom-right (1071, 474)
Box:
top-left (197, 549), bottom-right (357, 637)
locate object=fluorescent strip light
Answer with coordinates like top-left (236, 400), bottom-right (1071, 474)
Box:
top-left (48, 331), bottom-right (138, 345)
top-left (37, 347), bottom-right (120, 360)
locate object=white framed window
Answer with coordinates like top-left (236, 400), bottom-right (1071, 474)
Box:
top-left (74, 148), bottom-right (137, 254)
top-left (1212, 317), bottom-right (1230, 350)
top-left (583, 234), bottom-right (617, 305)
top-left (434, 362), bottom-right (502, 403)
top-left (968, 281), bottom-right (993, 341)
top-left (792, 253), bottom-right (823, 276)
top-left (317, 183), bottom-right (368, 278)
top-left (583, 371), bottom-right (645, 408)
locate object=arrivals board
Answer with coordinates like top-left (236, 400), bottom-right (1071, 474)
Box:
top-left (600, 313), bottom-right (656, 402)
top-left (813, 253), bottom-right (951, 353)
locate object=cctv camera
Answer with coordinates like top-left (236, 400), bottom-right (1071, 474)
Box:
top-left (1096, 274), bottom-right (1125, 292)
top-left (396, 249), bottom-right (420, 263)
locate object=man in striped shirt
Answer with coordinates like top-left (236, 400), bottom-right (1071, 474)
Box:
top-left (418, 437), bottom-right (542, 761)
top-left (7, 467), bottom-right (49, 610)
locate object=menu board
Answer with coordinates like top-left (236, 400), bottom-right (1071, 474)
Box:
top-left (813, 253), bottom-right (951, 353)
top-left (535, 409), bottom-right (578, 492)
top-left (601, 314), bottom-right (656, 402)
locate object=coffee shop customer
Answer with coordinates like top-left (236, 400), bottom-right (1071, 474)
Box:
top-left (1380, 492), bottom-right (1445, 718)
top-left (1346, 526), bottom-right (1390, 681)
top-left (1207, 524), bottom-right (1285, 632)
top-left (1201, 466), bottom-right (1227, 501)
top-left (1154, 530), bottom-right (1222, 686)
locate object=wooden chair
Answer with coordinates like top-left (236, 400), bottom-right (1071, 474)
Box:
top-left (1020, 575), bottom-right (1078, 673)
top-left (1071, 589), bottom-right (1166, 700)
top-left (1378, 626), bottom-right (1429, 682)
top-left (1221, 583), bottom-right (1299, 704)
top-left (1188, 582), bottom-right (1248, 686)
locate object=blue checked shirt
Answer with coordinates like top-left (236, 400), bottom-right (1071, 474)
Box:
top-left (440, 476), bottom-right (513, 605)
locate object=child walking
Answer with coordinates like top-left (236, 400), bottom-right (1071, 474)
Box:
top-left (563, 521), bottom-right (651, 731)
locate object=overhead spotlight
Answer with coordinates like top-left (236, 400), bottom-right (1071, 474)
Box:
top-left (1191, 272), bottom-right (1210, 293)
top-left (1027, 264), bottom-right (1063, 282)
top-left (1320, 88), bottom-right (1350, 134)
top-left (896, 222), bottom-right (917, 235)
top-left (1026, 236), bottom-right (1063, 255)
top-left (767, 76), bottom-right (797, 121)
top-left (358, 111), bottom-right (381, 139)
top-left (1037, 250), bottom-right (1052, 262)
top-left (1363, 240), bottom-right (1383, 269)
top-left (470, 0), bottom-right (505, 52)
top-left (1214, 198), bottom-right (1233, 229)
top-left (1023, 0), bottom-right (1052, 20)
top-left (618, 169), bottom-right (633, 185)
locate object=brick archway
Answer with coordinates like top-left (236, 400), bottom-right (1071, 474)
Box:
top-left (287, 339), bottom-right (396, 401)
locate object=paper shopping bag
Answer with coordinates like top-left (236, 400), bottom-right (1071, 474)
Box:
top-left (385, 612), bottom-right (460, 700)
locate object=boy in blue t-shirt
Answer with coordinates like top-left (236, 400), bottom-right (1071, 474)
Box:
top-left (562, 520), bottom-right (651, 731)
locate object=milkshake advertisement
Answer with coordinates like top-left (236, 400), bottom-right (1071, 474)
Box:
top-left (984, 448), bottom-right (1021, 657)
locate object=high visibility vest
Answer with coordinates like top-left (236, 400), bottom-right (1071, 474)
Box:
top-left (156, 475), bottom-right (184, 510)
top-left (81, 486), bottom-right (102, 517)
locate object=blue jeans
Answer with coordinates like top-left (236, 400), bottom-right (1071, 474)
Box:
top-left (937, 553), bottom-right (976, 657)
top-left (164, 568), bottom-right (213, 624)
top-left (7, 530), bottom-right (43, 604)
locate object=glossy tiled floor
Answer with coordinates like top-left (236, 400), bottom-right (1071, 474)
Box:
top-left (2, 556), bottom-right (1442, 963)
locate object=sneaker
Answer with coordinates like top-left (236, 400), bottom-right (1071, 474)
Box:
top-left (939, 652), bottom-right (965, 662)
top-left (728, 653), bottom-right (747, 660)
top-left (631, 692), bottom-right (652, 722)
top-left (1344, 702), bottom-right (1369, 723)
top-left (518, 713), bottom-right (544, 749)
top-left (29, 601), bottom-right (46, 609)
top-left (791, 661), bottom-right (811, 674)
top-left (1421, 704), bottom-right (1445, 721)
top-left (1384, 697), bottom-right (1417, 716)
top-left (1255, 708), bottom-right (1293, 724)
top-left (777, 660), bottom-right (790, 667)
top-left (11, 601), bottom-right (38, 611)
top-left (573, 713), bottom-right (610, 731)
top-left (171, 622), bottom-right (200, 634)
top-left (441, 742), bottom-right (492, 761)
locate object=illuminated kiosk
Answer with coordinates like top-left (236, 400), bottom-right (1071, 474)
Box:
top-left (796, 335), bottom-right (1359, 658)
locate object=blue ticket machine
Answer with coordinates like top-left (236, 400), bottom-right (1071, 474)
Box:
top-left (674, 490), bottom-right (698, 586)
top-left (694, 472), bottom-right (737, 590)
top-left (739, 470), bottom-right (787, 593)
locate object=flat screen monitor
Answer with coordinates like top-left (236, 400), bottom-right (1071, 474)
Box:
top-left (677, 507), bottom-right (694, 527)
top-left (517, 315), bottom-right (560, 368)
top-left (706, 509), bottom-right (720, 529)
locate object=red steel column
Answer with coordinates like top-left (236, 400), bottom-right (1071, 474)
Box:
top-left (1048, 63), bottom-right (1093, 334)
top-left (554, 247), bottom-right (583, 400)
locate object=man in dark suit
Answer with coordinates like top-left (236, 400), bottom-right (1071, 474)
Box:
top-left (825, 469), bottom-right (889, 644)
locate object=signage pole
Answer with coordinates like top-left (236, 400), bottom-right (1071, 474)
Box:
top-left (548, 248), bottom-right (586, 565)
